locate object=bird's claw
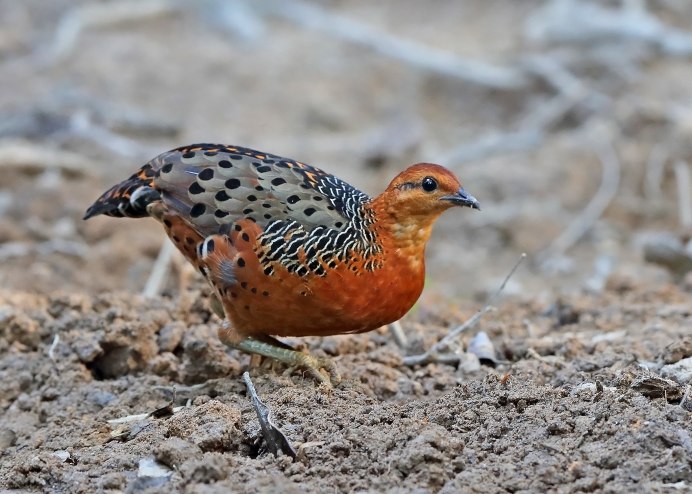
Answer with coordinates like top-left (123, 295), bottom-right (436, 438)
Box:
top-left (285, 354), bottom-right (341, 388)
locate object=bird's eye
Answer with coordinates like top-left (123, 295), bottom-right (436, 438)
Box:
top-left (422, 177), bottom-right (438, 192)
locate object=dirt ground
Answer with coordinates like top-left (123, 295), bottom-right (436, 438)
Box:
top-left (1, 1), bottom-right (691, 493)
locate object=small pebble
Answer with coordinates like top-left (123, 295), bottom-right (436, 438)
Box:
top-left (53, 450), bottom-right (70, 462)
top-left (0, 428), bottom-right (17, 449)
top-left (661, 357), bottom-right (692, 384)
top-left (138, 457), bottom-right (173, 479)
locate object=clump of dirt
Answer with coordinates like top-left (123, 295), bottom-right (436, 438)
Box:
top-left (0, 280), bottom-right (689, 492)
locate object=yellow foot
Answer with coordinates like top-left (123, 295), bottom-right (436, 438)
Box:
top-left (227, 335), bottom-right (341, 388)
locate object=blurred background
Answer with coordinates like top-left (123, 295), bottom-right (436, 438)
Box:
top-left (1, 0), bottom-right (690, 302)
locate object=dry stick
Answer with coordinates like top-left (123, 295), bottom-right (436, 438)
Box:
top-left (527, 0), bottom-right (692, 56)
top-left (45, 0), bottom-right (177, 64)
top-left (69, 112), bottom-right (160, 159)
top-left (441, 129), bottom-right (544, 166)
top-left (388, 320), bottom-right (408, 348)
top-left (644, 142), bottom-right (668, 202)
top-left (440, 92), bottom-right (574, 165)
top-left (48, 0), bottom-right (529, 90)
top-left (45, 0), bottom-right (267, 64)
top-left (521, 54), bottom-right (585, 96)
top-left (442, 58), bottom-right (609, 166)
top-left (242, 372), bottom-right (297, 459)
top-left (259, 0), bottom-right (528, 90)
top-left (264, 1), bottom-right (613, 166)
top-left (403, 253), bottom-right (527, 367)
top-left (519, 55), bottom-right (610, 130)
top-left (0, 240), bottom-right (88, 261)
top-left (673, 161), bottom-right (692, 228)
top-left (540, 141), bottom-right (621, 261)
top-left (526, 347), bottom-right (566, 368)
top-left (142, 239), bottom-right (175, 298)
top-left (680, 385), bottom-right (691, 410)
top-left (107, 405), bottom-right (187, 425)
top-left (48, 334), bottom-right (60, 361)
top-left (0, 140), bottom-right (90, 176)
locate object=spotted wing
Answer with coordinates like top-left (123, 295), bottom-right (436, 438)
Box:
top-left (151, 143), bottom-right (370, 237)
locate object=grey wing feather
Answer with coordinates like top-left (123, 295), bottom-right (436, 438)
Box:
top-left (150, 144), bottom-right (369, 237)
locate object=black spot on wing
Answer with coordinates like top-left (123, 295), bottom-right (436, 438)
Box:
top-left (190, 204), bottom-right (206, 218)
top-left (189, 182), bottom-right (205, 195)
top-left (198, 168), bottom-right (214, 180)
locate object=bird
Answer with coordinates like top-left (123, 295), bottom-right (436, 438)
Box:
top-left (84, 143), bottom-right (479, 386)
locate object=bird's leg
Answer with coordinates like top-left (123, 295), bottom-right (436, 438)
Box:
top-left (218, 324), bottom-right (341, 387)
top-left (209, 294), bottom-right (225, 319)
top-left (235, 337), bottom-right (341, 387)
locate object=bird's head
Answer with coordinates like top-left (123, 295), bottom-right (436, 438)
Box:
top-left (370, 163), bottom-right (479, 247)
top-left (374, 163), bottom-right (479, 219)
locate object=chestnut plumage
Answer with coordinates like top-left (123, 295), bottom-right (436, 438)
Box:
top-left (85, 143), bottom-right (479, 385)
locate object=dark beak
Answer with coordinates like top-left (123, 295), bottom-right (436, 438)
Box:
top-left (441, 187), bottom-right (480, 210)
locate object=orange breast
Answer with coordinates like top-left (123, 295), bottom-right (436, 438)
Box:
top-left (222, 244), bottom-right (425, 338)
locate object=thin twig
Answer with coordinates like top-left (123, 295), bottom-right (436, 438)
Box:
top-left (442, 87), bottom-right (607, 166)
top-left (388, 321), bottom-right (408, 348)
top-left (0, 140), bottom-right (90, 176)
top-left (403, 253), bottom-right (526, 367)
top-left (142, 239), bottom-right (175, 298)
top-left (442, 50), bottom-right (610, 167)
top-left (540, 141), bottom-right (621, 261)
top-left (259, 0), bottom-right (528, 90)
top-left (0, 240), bottom-right (88, 261)
top-left (644, 142), bottom-right (668, 202)
top-left (526, 0), bottom-right (692, 56)
top-left (107, 405), bottom-right (186, 425)
top-left (673, 161), bottom-right (692, 228)
top-left (48, 334), bottom-right (60, 361)
top-left (49, 0), bottom-right (527, 89)
top-left (69, 112), bottom-right (160, 159)
top-left (526, 347), bottom-right (566, 368)
top-left (242, 372), bottom-right (296, 459)
top-left (680, 385), bottom-right (691, 410)
top-left (522, 54), bottom-right (585, 97)
top-left (44, 0), bottom-right (177, 64)
top-left (643, 233), bottom-right (692, 279)
top-left (441, 129), bottom-right (544, 166)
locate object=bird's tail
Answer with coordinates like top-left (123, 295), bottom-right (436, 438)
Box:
top-left (83, 164), bottom-right (160, 219)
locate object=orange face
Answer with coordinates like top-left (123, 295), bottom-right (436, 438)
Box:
top-left (380, 163), bottom-right (479, 221)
